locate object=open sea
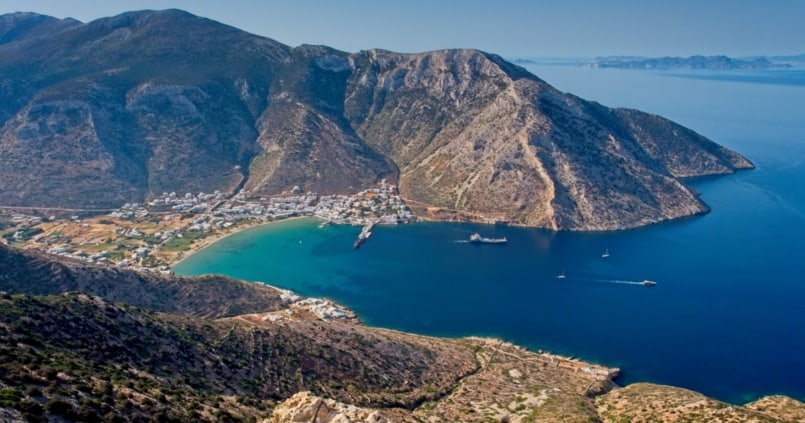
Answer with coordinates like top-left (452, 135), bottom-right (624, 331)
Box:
top-left (174, 63), bottom-right (805, 404)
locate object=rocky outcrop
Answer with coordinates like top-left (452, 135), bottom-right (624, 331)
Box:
top-left (745, 395), bottom-right (805, 422)
top-left (268, 391), bottom-right (413, 423)
top-left (596, 383), bottom-right (796, 422)
top-left (0, 10), bottom-right (752, 229)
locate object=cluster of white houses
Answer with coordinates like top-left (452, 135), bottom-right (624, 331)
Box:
top-left (1, 181), bottom-right (417, 272)
top-left (147, 191), bottom-right (224, 213)
top-left (107, 203), bottom-right (148, 220)
top-left (105, 180), bottom-right (414, 230)
top-left (312, 179), bottom-right (415, 225)
top-left (183, 180), bottom-right (415, 230)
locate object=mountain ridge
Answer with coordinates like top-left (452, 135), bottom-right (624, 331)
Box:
top-left (0, 10), bottom-right (752, 230)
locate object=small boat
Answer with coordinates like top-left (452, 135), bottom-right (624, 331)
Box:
top-left (602, 248), bottom-right (610, 258)
top-left (318, 221), bottom-right (329, 229)
top-left (469, 233), bottom-right (507, 244)
top-left (641, 280), bottom-right (657, 287)
top-left (556, 268), bottom-right (567, 279)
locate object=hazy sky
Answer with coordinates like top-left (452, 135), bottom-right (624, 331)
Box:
top-left (1, 0), bottom-right (803, 57)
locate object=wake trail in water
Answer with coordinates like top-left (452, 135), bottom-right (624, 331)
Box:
top-left (571, 277), bottom-right (650, 286)
top-left (603, 279), bottom-right (649, 286)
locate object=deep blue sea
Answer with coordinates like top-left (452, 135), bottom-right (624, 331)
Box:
top-left (174, 64), bottom-right (805, 404)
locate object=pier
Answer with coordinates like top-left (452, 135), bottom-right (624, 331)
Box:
top-left (353, 221), bottom-right (377, 249)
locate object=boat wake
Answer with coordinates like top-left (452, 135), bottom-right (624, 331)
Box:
top-left (570, 277), bottom-right (657, 287)
top-left (601, 279), bottom-right (650, 286)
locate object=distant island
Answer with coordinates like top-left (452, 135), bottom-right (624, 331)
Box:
top-left (586, 55), bottom-right (792, 69)
top-left (769, 53), bottom-right (805, 63)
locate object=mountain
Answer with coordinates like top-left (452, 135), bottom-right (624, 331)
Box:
top-left (0, 12), bottom-right (81, 44)
top-left (2, 243), bottom-right (804, 422)
top-left (0, 10), bottom-right (752, 230)
top-left (587, 55), bottom-right (791, 69)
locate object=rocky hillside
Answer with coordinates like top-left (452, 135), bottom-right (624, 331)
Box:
top-left (1, 245), bottom-right (803, 422)
top-left (0, 9), bottom-right (751, 230)
top-left (0, 243), bottom-right (287, 318)
top-left (0, 292), bottom-right (478, 422)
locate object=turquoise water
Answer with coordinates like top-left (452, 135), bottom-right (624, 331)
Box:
top-left (174, 66), bottom-right (805, 404)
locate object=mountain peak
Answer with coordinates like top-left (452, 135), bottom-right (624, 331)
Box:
top-left (0, 11), bottom-right (81, 44)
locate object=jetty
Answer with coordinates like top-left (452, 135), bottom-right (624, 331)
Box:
top-left (353, 221), bottom-right (377, 249)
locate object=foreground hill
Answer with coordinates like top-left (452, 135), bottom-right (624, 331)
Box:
top-left (0, 10), bottom-right (752, 230)
top-left (0, 243), bottom-right (287, 318)
top-left (1, 244), bottom-right (804, 422)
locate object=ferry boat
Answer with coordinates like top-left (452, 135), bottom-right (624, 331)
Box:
top-left (469, 233), bottom-right (507, 244)
top-left (641, 280), bottom-right (657, 287)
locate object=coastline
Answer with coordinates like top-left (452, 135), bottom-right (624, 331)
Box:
top-left (169, 215), bottom-right (314, 268)
top-left (170, 225), bottom-right (622, 382)
top-left (149, 209), bottom-right (805, 405)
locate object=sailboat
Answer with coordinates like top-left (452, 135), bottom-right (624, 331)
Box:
top-left (602, 248), bottom-right (610, 258)
top-left (556, 268), bottom-right (567, 279)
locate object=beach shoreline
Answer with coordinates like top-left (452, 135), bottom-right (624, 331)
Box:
top-left (169, 215), bottom-right (314, 268)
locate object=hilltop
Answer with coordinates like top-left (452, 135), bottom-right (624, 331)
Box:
top-left (0, 10), bottom-right (752, 230)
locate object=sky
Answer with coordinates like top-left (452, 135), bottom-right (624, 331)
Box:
top-left (1, 0), bottom-right (804, 58)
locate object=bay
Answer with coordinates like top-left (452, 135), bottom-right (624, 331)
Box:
top-left (174, 64), bottom-right (805, 404)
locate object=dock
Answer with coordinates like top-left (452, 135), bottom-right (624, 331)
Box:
top-left (353, 221), bottom-right (377, 249)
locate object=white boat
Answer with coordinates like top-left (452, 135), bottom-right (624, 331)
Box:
top-left (641, 280), bottom-right (657, 287)
top-left (556, 268), bottom-right (567, 279)
top-left (602, 248), bottom-right (610, 258)
top-left (469, 233), bottom-right (507, 244)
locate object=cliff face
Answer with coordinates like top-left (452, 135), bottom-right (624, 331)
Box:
top-left (0, 10), bottom-right (752, 229)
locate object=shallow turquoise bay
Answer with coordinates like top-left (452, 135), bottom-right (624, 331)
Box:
top-left (175, 65), bottom-right (805, 404)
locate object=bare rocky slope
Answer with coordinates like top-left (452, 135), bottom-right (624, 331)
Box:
top-left (0, 9), bottom-right (751, 230)
top-left (0, 244), bottom-right (288, 319)
top-left (2, 244), bottom-right (804, 422)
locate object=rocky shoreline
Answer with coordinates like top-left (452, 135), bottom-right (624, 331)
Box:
top-left (1, 243), bottom-right (803, 422)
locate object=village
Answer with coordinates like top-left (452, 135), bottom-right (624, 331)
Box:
top-left (0, 180), bottom-right (415, 274)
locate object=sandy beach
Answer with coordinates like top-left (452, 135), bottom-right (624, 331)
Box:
top-left (169, 215), bottom-right (314, 267)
